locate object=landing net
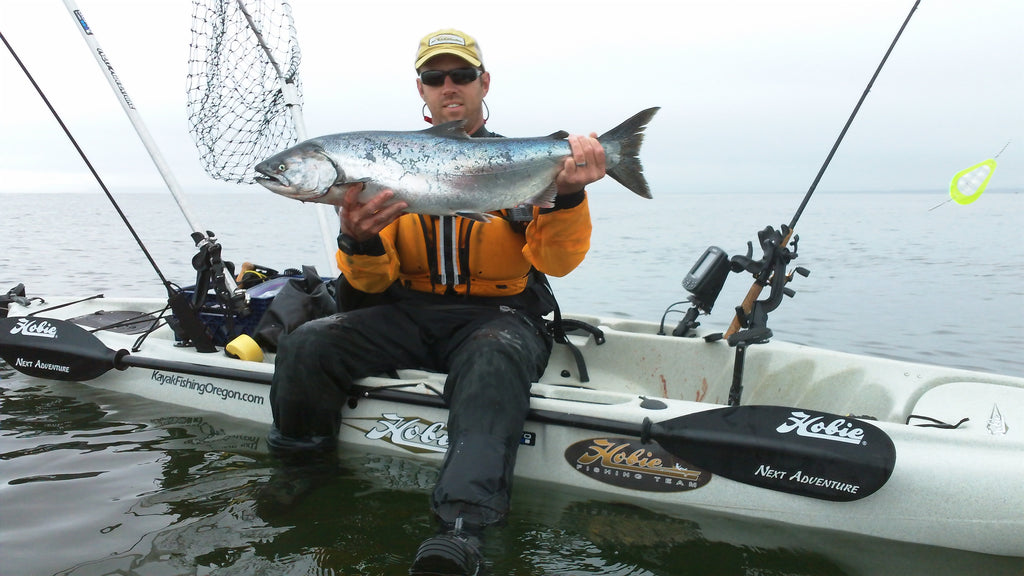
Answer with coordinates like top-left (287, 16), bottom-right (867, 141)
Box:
top-left (186, 0), bottom-right (303, 184)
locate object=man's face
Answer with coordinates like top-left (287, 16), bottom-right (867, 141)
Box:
top-left (417, 54), bottom-right (490, 132)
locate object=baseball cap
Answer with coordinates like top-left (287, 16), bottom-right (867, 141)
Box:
top-left (415, 29), bottom-right (484, 70)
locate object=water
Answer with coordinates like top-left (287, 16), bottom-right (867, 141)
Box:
top-left (2, 190), bottom-right (1024, 575)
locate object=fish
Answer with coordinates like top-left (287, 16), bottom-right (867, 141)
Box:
top-left (254, 107), bottom-right (658, 223)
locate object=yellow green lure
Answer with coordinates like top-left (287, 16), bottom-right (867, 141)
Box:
top-left (949, 159), bottom-right (997, 205)
top-left (931, 141), bottom-right (1010, 211)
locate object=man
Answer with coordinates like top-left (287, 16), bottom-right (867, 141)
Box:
top-left (268, 28), bottom-right (606, 575)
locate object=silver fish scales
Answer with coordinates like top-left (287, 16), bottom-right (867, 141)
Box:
top-left (255, 107), bottom-right (659, 222)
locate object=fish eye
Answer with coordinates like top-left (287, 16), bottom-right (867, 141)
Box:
top-left (277, 164), bottom-right (286, 171)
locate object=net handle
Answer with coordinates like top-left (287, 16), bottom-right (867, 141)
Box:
top-left (234, 0), bottom-right (337, 273)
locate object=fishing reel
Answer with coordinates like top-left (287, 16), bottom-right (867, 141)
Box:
top-left (726, 224), bottom-right (809, 346)
top-left (671, 224), bottom-right (809, 408)
top-left (670, 224), bottom-right (809, 341)
top-left (167, 231), bottom-right (251, 353)
top-left (190, 230), bottom-right (250, 318)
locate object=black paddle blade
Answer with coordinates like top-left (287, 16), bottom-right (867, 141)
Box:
top-left (645, 405), bottom-right (896, 501)
top-left (0, 316), bottom-right (121, 381)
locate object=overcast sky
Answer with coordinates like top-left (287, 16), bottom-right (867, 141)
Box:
top-left (1, 0), bottom-right (1021, 200)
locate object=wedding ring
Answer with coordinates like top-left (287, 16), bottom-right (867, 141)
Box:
top-left (575, 162), bottom-right (587, 167)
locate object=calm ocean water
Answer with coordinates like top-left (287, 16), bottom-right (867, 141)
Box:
top-left (2, 189), bottom-right (1023, 575)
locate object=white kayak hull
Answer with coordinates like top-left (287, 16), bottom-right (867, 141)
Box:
top-left (4, 296), bottom-right (1024, 557)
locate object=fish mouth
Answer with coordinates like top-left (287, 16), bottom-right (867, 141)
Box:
top-left (253, 170), bottom-right (290, 192)
top-left (253, 162), bottom-right (283, 187)
top-left (253, 171), bottom-right (323, 201)
top-left (253, 171), bottom-right (279, 187)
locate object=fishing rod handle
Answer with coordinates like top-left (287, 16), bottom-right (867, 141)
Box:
top-left (724, 226), bottom-right (796, 338)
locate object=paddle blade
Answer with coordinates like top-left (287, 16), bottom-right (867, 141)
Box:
top-left (646, 405), bottom-right (896, 501)
top-left (0, 316), bottom-right (120, 381)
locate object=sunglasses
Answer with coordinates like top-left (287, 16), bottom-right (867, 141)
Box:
top-left (419, 67), bottom-right (483, 87)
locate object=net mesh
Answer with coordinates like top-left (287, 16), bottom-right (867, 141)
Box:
top-left (186, 0), bottom-right (302, 184)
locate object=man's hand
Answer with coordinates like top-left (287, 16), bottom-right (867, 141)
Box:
top-left (337, 184), bottom-right (408, 241)
top-left (556, 132), bottom-right (606, 195)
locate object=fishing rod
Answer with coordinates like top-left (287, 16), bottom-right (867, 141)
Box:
top-left (722, 0), bottom-right (922, 339)
top-left (668, 1), bottom-right (922, 406)
top-left (1, 26), bottom-right (217, 353)
top-left (59, 1), bottom-right (252, 336)
top-left (0, 29), bottom-right (171, 290)
top-left (3, 5), bottom-right (249, 352)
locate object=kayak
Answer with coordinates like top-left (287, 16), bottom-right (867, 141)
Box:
top-left (3, 291), bottom-right (1023, 557)
top-left (3, 0), bottom-right (1020, 560)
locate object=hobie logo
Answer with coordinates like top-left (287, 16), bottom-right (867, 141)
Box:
top-left (565, 437), bottom-right (712, 493)
top-left (776, 411), bottom-right (865, 445)
top-left (363, 413), bottom-right (450, 454)
top-left (9, 318), bottom-right (58, 339)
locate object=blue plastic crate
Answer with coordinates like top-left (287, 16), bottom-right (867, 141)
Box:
top-left (178, 276), bottom-right (296, 346)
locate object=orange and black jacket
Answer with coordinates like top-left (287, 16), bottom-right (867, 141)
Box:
top-left (336, 192), bottom-right (591, 298)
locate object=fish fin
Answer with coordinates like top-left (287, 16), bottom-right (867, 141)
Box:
top-left (546, 130), bottom-right (570, 139)
top-left (425, 120), bottom-right (472, 139)
top-left (456, 211), bottom-right (494, 223)
top-left (598, 107), bottom-right (660, 199)
top-left (527, 182), bottom-right (558, 209)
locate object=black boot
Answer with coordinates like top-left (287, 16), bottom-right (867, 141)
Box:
top-left (409, 518), bottom-right (483, 576)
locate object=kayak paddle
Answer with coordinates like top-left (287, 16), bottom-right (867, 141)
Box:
top-left (0, 315), bottom-right (272, 384)
top-left (0, 316), bottom-right (895, 501)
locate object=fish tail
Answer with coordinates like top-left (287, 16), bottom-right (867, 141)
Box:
top-left (598, 107), bottom-right (659, 199)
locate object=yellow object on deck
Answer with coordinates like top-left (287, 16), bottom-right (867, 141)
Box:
top-left (225, 334), bottom-right (264, 362)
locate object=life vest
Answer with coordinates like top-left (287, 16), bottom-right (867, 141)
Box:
top-left (337, 196), bottom-right (591, 297)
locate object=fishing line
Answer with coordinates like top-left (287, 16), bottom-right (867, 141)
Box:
top-left (0, 28), bottom-right (174, 289)
top-left (993, 139), bottom-right (1012, 159)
